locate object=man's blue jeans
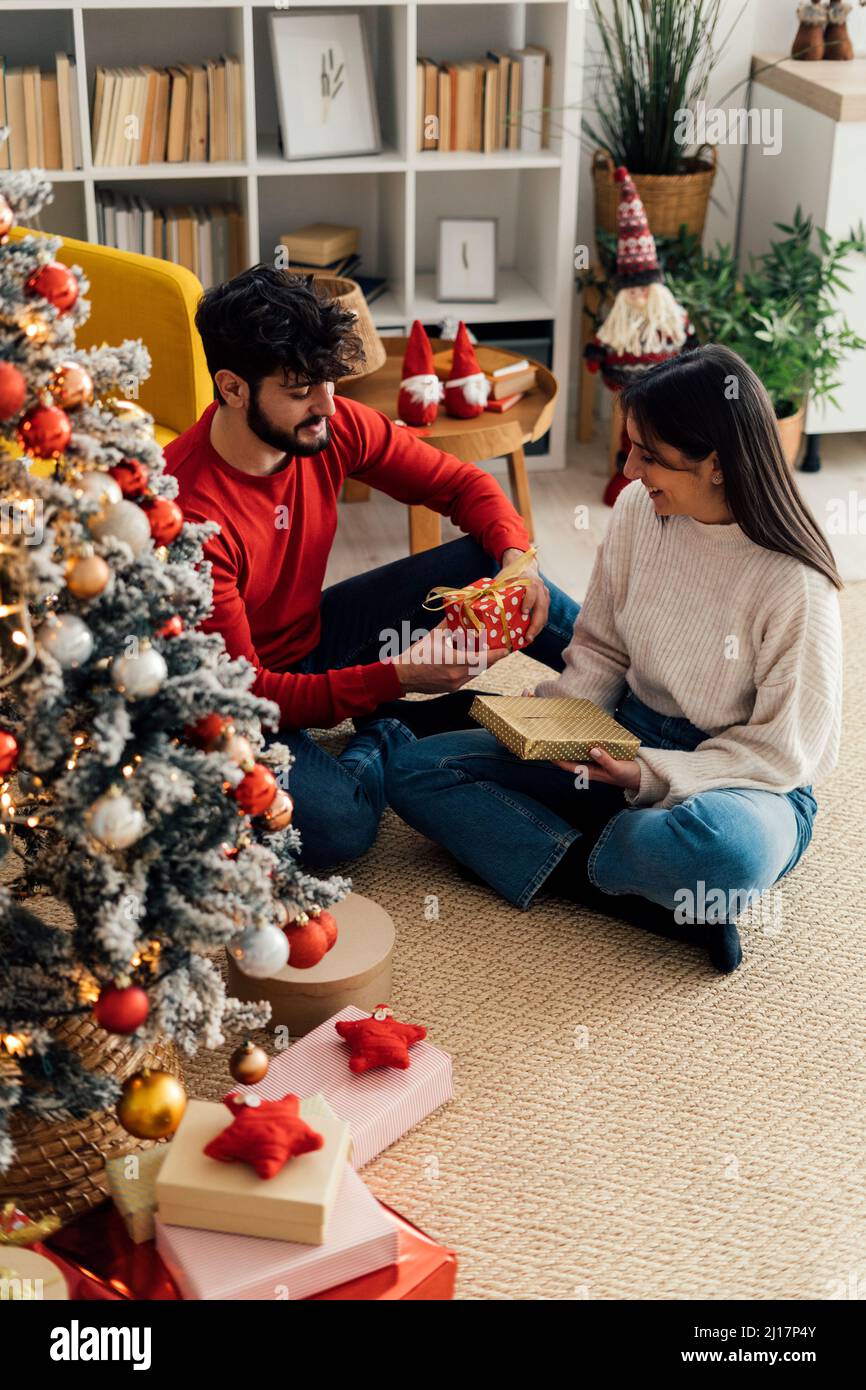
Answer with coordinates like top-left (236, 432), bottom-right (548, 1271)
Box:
top-left (384, 685), bottom-right (817, 920)
top-left (270, 536), bottom-right (579, 869)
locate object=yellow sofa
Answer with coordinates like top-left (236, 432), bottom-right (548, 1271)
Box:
top-left (8, 226), bottom-right (213, 470)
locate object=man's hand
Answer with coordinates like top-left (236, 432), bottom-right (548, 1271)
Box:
top-left (392, 620), bottom-right (509, 694)
top-left (553, 747), bottom-right (641, 791)
top-left (497, 547), bottom-right (549, 643)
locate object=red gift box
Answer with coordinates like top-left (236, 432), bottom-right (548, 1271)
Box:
top-left (423, 546), bottom-right (538, 656)
top-left (44, 1200), bottom-right (456, 1301)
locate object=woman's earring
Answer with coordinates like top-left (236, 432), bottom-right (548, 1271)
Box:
top-left (712, 472), bottom-right (723, 484)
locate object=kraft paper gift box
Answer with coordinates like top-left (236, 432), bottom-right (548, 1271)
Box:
top-left (235, 1005), bottom-right (453, 1169)
top-left (470, 694), bottom-right (641, 762)
top-left (155, 1092), bottom-right (351, 1244)
top-left (155, 1165), bottom-right (400, 1301)
top-left (105, 1144), bottom-right (169, 1244)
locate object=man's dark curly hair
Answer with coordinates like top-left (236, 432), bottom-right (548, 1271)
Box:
top-left (195, 265), bottom-right (367, 403)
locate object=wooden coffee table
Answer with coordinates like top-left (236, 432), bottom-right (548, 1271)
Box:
top-left (337, 336), bottom-right (558, 553)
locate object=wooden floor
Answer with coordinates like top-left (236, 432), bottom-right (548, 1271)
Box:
top-left (326, 409), bottom-right (866, 595)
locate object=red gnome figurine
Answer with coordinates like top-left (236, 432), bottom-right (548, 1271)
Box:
top-left (585, 167), bottom-right (696, 506)
top-left (397, 319), bottom-right (443, 427)
top-left (444, 321), bottom-right (491, 419)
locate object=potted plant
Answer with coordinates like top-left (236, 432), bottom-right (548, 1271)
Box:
top-left (585, 0), bottom-right (733, 240)
top-left (668, 208), bottom-right (866, 464)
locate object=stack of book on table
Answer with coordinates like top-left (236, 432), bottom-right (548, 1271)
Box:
top-left (0, 53), bottom-right (81, 170)
top-left (432, 343), bottom-right (538, 413)
top-left (417, 46), bottom-right (551, 153)
top-left (90, 57), bottom-right (243, 166)
top-left (280, 222), bottom-right (388, 307)
top-left (95, 191), bottom-right (245, 287)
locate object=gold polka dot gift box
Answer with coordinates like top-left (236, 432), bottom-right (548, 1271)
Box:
top-left (469, 695), bottom-right (641, 762)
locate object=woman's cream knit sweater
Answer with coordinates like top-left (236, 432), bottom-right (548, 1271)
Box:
top-left (533, 479), bottom-right (843, 810)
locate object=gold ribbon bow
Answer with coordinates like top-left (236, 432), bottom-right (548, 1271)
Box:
top-left (423, 546), bottom-right (537, 651)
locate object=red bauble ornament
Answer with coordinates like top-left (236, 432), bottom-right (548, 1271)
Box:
top-left (25, 261), bottom-right (79, 313)
top-left (0, 361), bottom-right (26, 419)
top-left (233, 763), bottom-right (278, 816)
top-left (17, 403), bottom-right (72, 459)
top-left (156, 614), bottom-right (183, 638)
top-left (284, 911), bottom-right (338, 969)
top-left (142, 497), bottom-right (183, 546)
top-left (204, 1093), bottom-right (324, 1180)
top-left (186, 713), bottom-right (231, 748)
top-left (0, 729), bottom-right (19, 775)
top-left (109, 458), bottom-right (150, 498)
top-left (93, 982), bottom-right (150, 1035)
top-left (335, 1006), bottom-right (427, 1073)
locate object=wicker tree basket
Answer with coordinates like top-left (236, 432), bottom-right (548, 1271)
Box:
top-left (592, 147), bottom-right (718, 242)
top-left (0, 1012), bottom-right (179, 1225)
top-left (310, 273), bottom-right (387, 385)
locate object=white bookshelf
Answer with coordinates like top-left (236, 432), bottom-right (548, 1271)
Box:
top-left (0, 0), bottom-right (584, 467)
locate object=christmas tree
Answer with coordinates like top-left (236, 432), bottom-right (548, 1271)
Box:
top-left (0, 163), bottom-right (348, 1175)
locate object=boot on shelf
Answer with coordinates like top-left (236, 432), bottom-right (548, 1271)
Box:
top-left (790, 2), bottom-right (827, 60)
top-left (824, 3), bottom-right (855, 59)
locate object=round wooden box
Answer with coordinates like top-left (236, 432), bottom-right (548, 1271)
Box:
top-left (226, 892), bottom-right (395, 1036)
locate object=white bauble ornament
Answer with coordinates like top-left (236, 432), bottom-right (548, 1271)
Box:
top-left (86, 789), bottom-right (146, 849)
top-left (228, 924), bottom-right (289, 978)
top-left (112, 644), bottom-right (168, 699)
top-left (89, 500), bottom-right (151, 556)
top-left (38, 613), bottom-right (94, 669)
top-left (77, 471), bottom-right (122, 509)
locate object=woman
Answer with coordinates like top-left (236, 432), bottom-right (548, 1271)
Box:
top-left (384, 346), bottom-right (843, 973)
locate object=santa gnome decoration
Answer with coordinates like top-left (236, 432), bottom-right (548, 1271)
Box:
top-left (586, 165), bottom-right (696, 505)
top-left (443, 320), bottom-right (491, 418)
top-left (397, 319), bottom-right (444, 426)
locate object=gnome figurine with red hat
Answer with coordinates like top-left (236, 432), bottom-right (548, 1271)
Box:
top-left (585, 166), bottom-right (696, 505)
top-left (444, 321), bottom-right (491, 419)
top-left (397, 319), bottom-right (444, 427)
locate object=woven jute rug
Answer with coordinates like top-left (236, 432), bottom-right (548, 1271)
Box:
top-left (181, 582), bottom-right (866, 1300)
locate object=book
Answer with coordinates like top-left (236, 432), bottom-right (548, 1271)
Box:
top-left (353, 273), bottom-right (388, 304)
top-left (224, 55), bottom-right (243, 159)
top-left (453, 62), bottom-right (475, 151)
top-left (139, 66), bottom-right (159, 164)
top-left (423, 57), bottom-right (438, 149)
top-left (166, 66), bottom-right (189, 161)
top-left (510, 46), bottom-right (547, 153)
top-left (55, 54), bottom-right (74, 170)
top-left (187, 63), bottom-right (208, 162)
top-left (432, 344), bottom-right (537, 399)
top-left (507, 55), bottom-right (521, 151)
top-left (471, 61), bottom-right (483, 152)
top-left (481, 59), bottom-right (498, 154)
top-left (69, 60), bottom-right (82, 170)
top-left (150, 69), bottom-right (170, 163)
top-left (486, 50), bottom-right (512, 151)
top-left (40, 73), bottom-right (62, 169)
top-left (437, 63), bottom-right (451, 153)
top-left (470, 695), bottom-right (642, 763)
top-left (5, 71), bottom-right (27, 169)
top-left (23, 66), bottom-right (41, 166)
top-left (280, 222), bottom-right (359, 266)
top-left (485, 392), bottom-right (524, 413)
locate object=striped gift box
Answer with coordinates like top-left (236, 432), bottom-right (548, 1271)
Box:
top-left (156, 1165), bottom-right (399, 1300)
top-left (236, 1005), bottom-right (453, 1168)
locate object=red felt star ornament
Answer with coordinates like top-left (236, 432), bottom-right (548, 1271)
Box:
top-left (203, 1092), bottom-right (324, 1179)
top-left (335, 1005), bottom-right (427, 1074)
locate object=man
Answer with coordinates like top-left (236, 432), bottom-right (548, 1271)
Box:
top-left (164, 266), bottom-right (577, 868)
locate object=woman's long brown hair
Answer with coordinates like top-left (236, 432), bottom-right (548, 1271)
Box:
top-left (619, 344), bottom-right (843, 590)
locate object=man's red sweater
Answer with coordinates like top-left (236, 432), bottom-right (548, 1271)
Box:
top-left (163, 396), bottom-right (531, 730)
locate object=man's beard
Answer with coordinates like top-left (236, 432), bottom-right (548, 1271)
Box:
top-left (246, 385), bottom-right (332, 457)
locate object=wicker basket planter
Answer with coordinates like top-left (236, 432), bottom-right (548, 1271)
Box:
top-left (0, 1013), bottom-right (179, 1225)
top-left (592, 147), bottom-right (718, 242)
top-left (309, 273), bottom-right (386, 384)
top-left (777, 405), bottom-right (806, 468)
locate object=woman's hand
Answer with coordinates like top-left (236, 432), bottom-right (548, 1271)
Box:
top-left (553, 746), bottom-right (641, 792)
top-left (497, 548), bottom-right (549, 643)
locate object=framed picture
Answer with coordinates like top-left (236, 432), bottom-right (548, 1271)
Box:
top-left (436, 218), bottom-right (498, 302)
top-left (269, 11), bottom-right (381, 161)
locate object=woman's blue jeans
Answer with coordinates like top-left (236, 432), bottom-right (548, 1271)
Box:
top-left (384, 685), bottom-right (817, 921)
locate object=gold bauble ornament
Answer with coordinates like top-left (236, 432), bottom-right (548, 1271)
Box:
top-left (50, 360), bottom-right (94, 410)
top-left (66, 551), bottom-right (111, 599)
top-left (117, 1067), bottom-right (186, 1139)
top-left (229, 1039), bottom-right (270, 1085)
top-left (101, 397), bottom-right (148, 423)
